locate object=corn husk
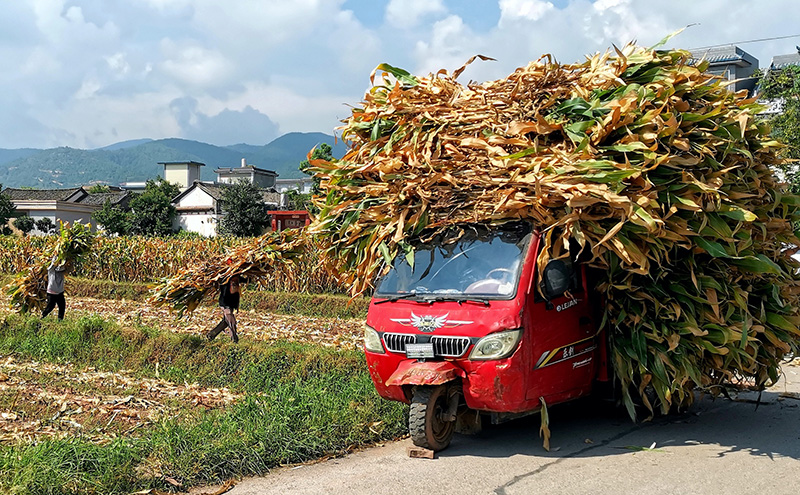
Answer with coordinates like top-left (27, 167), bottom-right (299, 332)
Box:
top-left (5, 222), bottom-right (95, 313)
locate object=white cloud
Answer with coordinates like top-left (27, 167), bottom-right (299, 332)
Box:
top-left (1, 0), bottom-right (799, 151)
top-left (499, 0), bottom-right (555, 24)
top-left (105, 53), bottom-right (131, 76)
top-left (158, 40), bottom-right (236, 90)
top-left (414, 15), bottom-right (483, 77)
top-left (74, 78), bottom-right (102, 100)
top-left (222, 80), bottom-right (353, 136)
top-left (385, 0), bottom-right (446, 28)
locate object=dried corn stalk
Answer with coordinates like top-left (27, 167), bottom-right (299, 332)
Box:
top-left (148, 230), bottom-right (307, 315)
top-left (306, 43), bottom-right (800, 416)
top-left (5, 222), bottom-right (95, 313)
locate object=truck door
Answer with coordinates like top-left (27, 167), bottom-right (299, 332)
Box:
top-left (524, 259), bottom-right (598, 403)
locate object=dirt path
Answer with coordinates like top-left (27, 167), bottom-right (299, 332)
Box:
top-left (0, 294), bottom-right (364, 349)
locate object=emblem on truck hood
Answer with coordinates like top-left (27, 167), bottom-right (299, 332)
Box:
top-left (390, 313), bottom-right (473, 333)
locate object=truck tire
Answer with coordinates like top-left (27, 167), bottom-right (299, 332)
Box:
top-left (409, 385), bottom-right (456, 451)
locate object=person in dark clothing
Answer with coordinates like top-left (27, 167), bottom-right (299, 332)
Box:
top-left (42, 256), bottom-right (68, 320)
top-left (207, 275), bottom-right (240, 343)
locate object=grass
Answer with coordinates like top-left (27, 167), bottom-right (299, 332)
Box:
top-left (0, 313), bottom-right (406, 494)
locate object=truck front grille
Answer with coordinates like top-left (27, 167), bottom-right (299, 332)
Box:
top-left (431, 336), bottom-right (471, 357)
top-left (383, 333), bottom-right (417, 353)
top-left (382, 333), bottom-right (471, 358)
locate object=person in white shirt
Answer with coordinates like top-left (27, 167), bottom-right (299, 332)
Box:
top-left (42, 256), bottom-right (69, 320)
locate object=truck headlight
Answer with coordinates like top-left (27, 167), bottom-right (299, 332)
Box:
top-left (469, 329), bottom-right (522, 360)
top-left (364, 324), bottom-right (385, 353)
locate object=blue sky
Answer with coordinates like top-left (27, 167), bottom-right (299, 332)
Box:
top-left (1, 0), bottom-right (798, 149)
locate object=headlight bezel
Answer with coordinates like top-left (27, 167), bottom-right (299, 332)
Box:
top-left (363, 324), bottom-right (385, 353)
top-left (468, 328), bottom-right (522, 361)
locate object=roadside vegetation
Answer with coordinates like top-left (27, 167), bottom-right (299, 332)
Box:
top-left (0, 313), bottom-right (406, 494)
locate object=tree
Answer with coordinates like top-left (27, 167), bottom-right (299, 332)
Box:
top-left (298, 142), bottom-right (333, 214)
top-left (757, 65), bottom-right (800, 189)
top-left (0, 186), bottom-right (16, 235)
top-left (14, 214), bottom-right (35, 235)
top-left (87, 184), bottom-right (111, 193)
top-left (286, 189), bottom-right (314, 211)
top-left (128, 178), bottom-right (180, 236)
top-left (218, 180), bottom-right (271, 237)
top-left (92, 200), bottom-right (131, 236)
top-left (35, 217), bottom-right (54, 235)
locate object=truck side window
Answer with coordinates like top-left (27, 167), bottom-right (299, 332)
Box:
top-left (543, 259), bottom-right (573, 299)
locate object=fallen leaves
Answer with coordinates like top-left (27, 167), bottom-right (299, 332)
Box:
top-left (0, 356), bottom-right (240, 445)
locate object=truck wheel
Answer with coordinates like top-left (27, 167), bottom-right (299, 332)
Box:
top-left (409, 385), bottom-right (456, 451)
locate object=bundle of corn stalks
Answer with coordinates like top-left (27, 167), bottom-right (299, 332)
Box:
top-left (305, 41), bottom-right (800, 416)
top-left (148, 230), bottom-right (307, 315)
top-left (5, 222), bottom-right (95, 313)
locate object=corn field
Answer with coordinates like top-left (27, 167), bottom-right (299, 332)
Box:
top-left (0, 234), bottom-right (345, 294)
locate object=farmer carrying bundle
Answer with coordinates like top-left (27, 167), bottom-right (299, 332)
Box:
top-left (5, 222), bottom-right (94, 317)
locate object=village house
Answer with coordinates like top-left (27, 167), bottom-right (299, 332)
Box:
top-left (0, 186), bottom-right (131, 234)
top-left (690, 45), bottom-right (759, 96)
top-left (171, 181), bottom-right (281, 236)
top-left (275, 177), bottom-right (314, 195)
top-left (757, 49), bottom-right (800, 116)
top-left (166, 160), bottom-right (281, 236)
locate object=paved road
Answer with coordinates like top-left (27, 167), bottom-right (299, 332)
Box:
top-left (223, 363), bottom-right (800, 495)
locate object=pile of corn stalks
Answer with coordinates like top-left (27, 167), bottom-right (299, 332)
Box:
top-left (5, 223), bottom-right (95, 313)
top-left (307, 42), bottom-right (800, 416)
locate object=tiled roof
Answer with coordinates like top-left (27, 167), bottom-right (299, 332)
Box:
top-left (196, 182), bottom-right (225, 201)
top-left (215, 166), bottom-right (277, 176)
top-left (260, 190), bottom-right (281, 205)
top-left (689, 45), bottom-right (756, 67)
top-left (1, 187), bottom-right (129, 207)
top-left (175, 181), bottom-right (281, 205)
top-left (770, 53), bottom-right (800, 69)
top-left (79, 191), bottom-right (130, 206)
top-left (1, 187), bottom-right (82, 201)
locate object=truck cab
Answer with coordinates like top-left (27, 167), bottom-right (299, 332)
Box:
top-left (364, 222), bottom-right (609, 450)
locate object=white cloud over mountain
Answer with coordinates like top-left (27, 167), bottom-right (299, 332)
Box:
top-left (0, 0), bottom-right (797, 149)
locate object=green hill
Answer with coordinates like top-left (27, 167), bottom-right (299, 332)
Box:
top-left (0, 148), bottom-right (40, 167)
top-left (0, 133), bottom-right (343, 188)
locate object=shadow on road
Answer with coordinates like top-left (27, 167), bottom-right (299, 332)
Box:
top-left (438, 388), bottom-right (800, 462)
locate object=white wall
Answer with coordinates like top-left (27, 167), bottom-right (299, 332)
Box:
top-left (164, 164), bottom-right (202, 189)
top-left (174, 213), bottom-right (219, 237)
top-left (14, 204), bottom-right (98, 235)
top-left (176, 187), bottom-right (215, 208)
top-left (276, 179), bottom-right (313, 194)
top-left (173, 186), bottom-right (218, 236)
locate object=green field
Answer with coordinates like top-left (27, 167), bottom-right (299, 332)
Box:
top-left (0, 313), bottom-right (405, 494)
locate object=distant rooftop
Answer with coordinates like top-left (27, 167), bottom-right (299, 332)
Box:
top-left (1, 186), bottom-right (129, 206)
top-left (689, 45), bottom-right (758, 68)
top-left (158, 161), bottom-right (205, 167)
top-left (1, 187), bottom-right (81, 202)
top-left (769, 52), bottom-right (800, 69)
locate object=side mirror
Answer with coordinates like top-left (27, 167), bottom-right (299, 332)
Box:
top-left (543, 259), bottom-right (571, 299)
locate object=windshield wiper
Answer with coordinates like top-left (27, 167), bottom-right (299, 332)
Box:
top-left (374, 292), bottom-right (422, 304)
top-left (427, 295), bottom-right (490, 307)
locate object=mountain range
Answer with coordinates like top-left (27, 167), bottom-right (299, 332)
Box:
top-left (0, 132), bottom-right (346, 189)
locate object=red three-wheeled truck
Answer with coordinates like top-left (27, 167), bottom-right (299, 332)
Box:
top-left (363, 221), bottom-right (611, 451)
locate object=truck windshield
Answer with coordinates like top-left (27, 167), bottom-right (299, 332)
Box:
top-left (375, 223), bottom-right (532, 299)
